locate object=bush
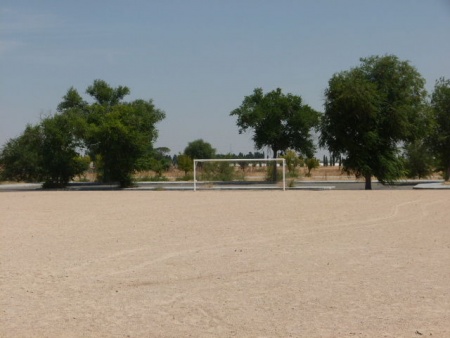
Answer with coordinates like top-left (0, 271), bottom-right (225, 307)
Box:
top-left (305, 158), bottom-right (320, 177)
top-left (200, 162), bottom-right (235, 181)
top-left (177, 154), bottom-right (193, 175)
top-left (283, 150), bottom-right (302, 177)
top-left (265, 166), bottom-right (284, 182)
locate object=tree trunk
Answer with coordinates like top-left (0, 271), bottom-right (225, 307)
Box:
top-left (272, 147), bottom-right (278, 182)
top-left (364, 173), bottom-right (372, 190)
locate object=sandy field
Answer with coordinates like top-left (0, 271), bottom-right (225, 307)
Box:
top-left (1, 190), bottom-right (449, 337)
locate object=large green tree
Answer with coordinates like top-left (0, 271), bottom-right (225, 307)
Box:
top-left (40, 113), bottom-right (88, 187)
top-left (320, 55), bottom-right (428, 189)
top-left (0, 115), bottom-right (88, 187)
top-left (53, 80), bottom-right (165, 187)
top-left (230, 88), bottom-right (320, 159)
top-left (0, 125), bottom-right (44, 182)
top-left (428, 78), bottom-right (450, 180)
top-left (184, 139), bottom-right (216, 160)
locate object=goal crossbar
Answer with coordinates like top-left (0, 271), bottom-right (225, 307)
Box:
top-left (193, 158), bottom-right (286, 191)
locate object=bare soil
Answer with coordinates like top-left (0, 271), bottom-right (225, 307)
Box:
top-left (1, 190), bottom-right (449, 337)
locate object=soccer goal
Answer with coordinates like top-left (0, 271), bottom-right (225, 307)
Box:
top-left (193, 158), bottom-right (286, 191)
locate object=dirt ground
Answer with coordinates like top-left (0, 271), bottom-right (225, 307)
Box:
top-left (1, 190), bottom-right (449, 337)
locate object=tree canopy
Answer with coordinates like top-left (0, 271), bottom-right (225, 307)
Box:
top-left (0, 124), bottom-right (45, 182)
top-left (183, 139), bottom-right (216, 160)
top-left (320, 55), bottom-right (428, 189)
top-left (85, 79), bottom-right (130, 107)
top-left (39, 113), bottom-right (88, 188)
top-left (59, 80), bottom-right (166, 187)
top-left (1, 80), bottom-right (165, 188)
top-left (230, 88), bottom-right (320, 159)
top-left (428, 77), bottom-right (450, 180)
top-left (176, 154), bottom-right (193, 176)
top-left (0, 116), bottom-right (89, 187)
top-left (2, 60), bottom-right (448, 187)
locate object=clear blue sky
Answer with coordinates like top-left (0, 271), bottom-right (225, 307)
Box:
top-left (1, 0), bottom-right (450, 156)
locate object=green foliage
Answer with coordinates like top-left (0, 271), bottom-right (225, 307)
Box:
top-left (138, 174), bottom-right (169, 182)
top-left (135, 147), bottom-right (171, 175)
top-left (402, 141), bottom-right (433, 179)
top-left (265, 166), bottom-right (283, 182)
top-left (215, 162), bottom-right (235, 181)
top-left (305, 158), bottom-right (320, 177)
top-left (87, 108), bottom-right (145, 187)
top-left (57, 87), bottom-right (87, 112)
top-left (62, 80), bottom-right (165, 187)
top-left (428, 78), bottom-right (450, 180)
top-left (230, 88), bottom-right (320, 159)
top-left (231, 87), bottom-right (320, 182)
top-left (0, 125), bottom-right (44, 182)
top-left (283, 150), bottom-right (302, 177)
top-left (201, 161), bottom-right (235, 181)
top-left (177, 154), bottom-right (193, 175)
top-left (143, 147), bottom-right (172, 177)
top-left (1, 80), bottom-right (166, 188)
top-left (85, 79), bottom-right (130, 106)
top-left (216, 151), bottom-right (265, 159)
top-left (184, 139), bottom-right (216, 160)
top-left (41, 113), bottom-right (88, 187)
top-left (149, 158), bottom-right (171, 177)
top-left (74, 155), bottom-right (92, 181)
top-left (320, 55), bottom-right (428, 189)
top-left (0, 114), bottom-right (88, 187)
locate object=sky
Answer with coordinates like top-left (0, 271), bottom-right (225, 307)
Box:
top-left (1, 0), bottom-right (450, 156)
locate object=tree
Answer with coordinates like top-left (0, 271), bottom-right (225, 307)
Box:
top-left (177, 154), bottom-right (193, 176)
top-left (428, 78), bottom-right (450, 180)
top-left (0, 114), bottom-right (88, 187)
top-left (403, 140), bottom-right (433, 179)
top-left (305, 158), bottom-right (320, 177)
top-left (2, 81), bottom-right (165, 188)
top-left (85, 79), bottom-right (130, 107)
top-left (40, 113), bottom-right (88, 188)
top-left (149, 147), bottom-right (172, 177)
top-left (56, 87), bottom-right (87, 112)
top-left (320, 55), bottom-right (428, 189)
top-left (88, 102), bottom-right (165, 187)
top-left (58, 80), bottom-right (166, 187)
top-left (184, 139), bottom-right (216, 160)
top-left (283, 150), bottom-right (302, 176)
top-left (230, 88), bottom-right (320, 180)
top-left (0, 125), bottom-right (44, 182)
top-left (231, 88), bottom-right (320, 158)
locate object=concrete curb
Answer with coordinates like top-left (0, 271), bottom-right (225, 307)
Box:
top-left (413, 182), bottom-right (450, 190)
top-left (1, 180), bottom-right (448, 191)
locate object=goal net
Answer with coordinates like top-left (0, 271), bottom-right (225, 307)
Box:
top-left (193, 158), bottom-right (286, 191)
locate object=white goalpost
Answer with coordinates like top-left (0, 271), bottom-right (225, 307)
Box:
top-left (193, 158), bottom-right (286, 191)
